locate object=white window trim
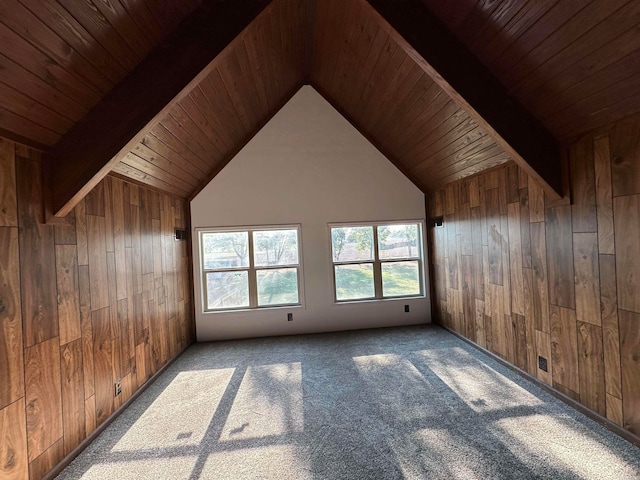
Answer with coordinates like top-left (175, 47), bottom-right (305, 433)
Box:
top-left (197, 224), bottom-right (304, 313)
top-left (328, 220), bottom-right (426, 303)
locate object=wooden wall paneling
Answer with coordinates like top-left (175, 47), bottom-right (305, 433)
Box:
top-left (124, 251), bottom-right (136, 374)
top-left (549, 305), bottom-right (579, 399)
top-left (135, 342), bottom-right (147, 391)
top-left (593, 135), bottom-right (615, 254)
top-left (485, 188), bottom-right (502, 285)
top-left (569, 138), bottom-right (597, 233)
top-left (522, 267), bottom-right (538, 376)
top-left (545, 205), bottom-right (575, 309)
top-left (512, 313), bottom-right (528, 372)
top-left (25, 337), bottom-right (63, 462)
top-left (461, 254), bottom-right (474, 341)
top-left (77, 265), bottom-right (94, 401)
top-left (60, 339), bottom-right (85, 455)
top-left (0, 137), bottom-right (17, 226)
top-left (474, 299), bottom-right (486, 348)
top-left (106, 252), bottom-right (122, 406)
top-left (614, 195), bottom-right (640, 313)
top-left (28, 438), bottom-right (64, 480)
top-left (117, 298), bottom-right (132, 383)
top-left (530, 222), bottom-right (550, 333)
top-left (507, 202), bottom-right (524, 316)
top-left (140, 190), bottom-right (155, 275)
top-left (519, 188), bottom-right (532, 269)
top-left (429, 119), bottom-right (639, 438)
top-left (577, 321), bottom-right (606, 416)
top-left (109, 177), bottom-right (128, 301)
top-left (505, 164), bottom-right (519, 203)
top-left (470, 206), bottom-right (484, 301)
top-left (573, 233), bottom-right (601, 326)
top-left (606, 393), bottom-right (624, 427)
top-left (458, 201), bottom-right (472, 256)
top-left (535, 329), bottom-right (553, 386)
top-left (84, 182), bottom-right (105, 217)
top-left (0, 136), bottom-right (195, 479)
top-left (499, 215), bottom-right (512, 321)
top-left (53, 210), bottom-right (77, 246)
top-left (87, 215), bottom-right (109, 311)
top-left (528, 176), bottom-right (545, 223)
top-left (92, 307), bottom-right (113, 427)
top-left (610, 119), bottom-right (640, 198)
top-left (16, 151), bottom-right (59, 347)
top-left (75, 199), bottom-right (89, 266)
top-left (0, 399), bottom-right (28, 480)
top-left (619, 309), bottom-right (640, 435)
top-left (129, 203), bottom-right (143, 297)
top-left (55, 245), bottom-right (81, 346)
top-left (103, 178), bottom-right (115, 254)
top-left (599, 254), bottom-right (622, 400)
top-left (488, 283), bottom-right (505, 359)
top-left (0, 227), bottom-right (23, 410)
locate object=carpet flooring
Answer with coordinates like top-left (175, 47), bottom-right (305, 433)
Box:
top-left (57, 325), bottom-right (640, 479)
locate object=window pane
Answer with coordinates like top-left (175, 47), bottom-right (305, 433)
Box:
top-left (206, 271), bottom-right (249, 309)
top-left (202, 232), bottom-right (249, 269)
top-left (335, 264), bottom-right (374, 300)
top-left (381, 261), bottom-right (421, 297)
top-left (253, 230), bottom-right (299, 267)
top-left (256, 268), bottom-right (299, 306)
top-left (378, 224), bottom-right (420, 259)
top-left (331, 227), bottom-right (374, 262)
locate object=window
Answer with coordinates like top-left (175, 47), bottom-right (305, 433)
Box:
top-left (330, 222), bottom-right (424, 301)
top-left (199, 226), bottom-right (302, 311)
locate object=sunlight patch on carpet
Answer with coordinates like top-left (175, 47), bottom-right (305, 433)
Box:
top-left (112, 369), bottom-right (235, 451)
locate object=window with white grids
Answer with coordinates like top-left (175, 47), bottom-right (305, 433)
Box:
top-left (199, 226), bottom-right (302, 311)
top-left (330, 222), bottom-right (424, 302)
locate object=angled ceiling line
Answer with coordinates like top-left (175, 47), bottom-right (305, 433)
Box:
top-left (365, 0), bottom-right (563, 199)
top-left (47, 0), bottom-right (275, 218)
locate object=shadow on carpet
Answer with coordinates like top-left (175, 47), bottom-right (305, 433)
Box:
top-left (57, 325), bottom-right (640, 479)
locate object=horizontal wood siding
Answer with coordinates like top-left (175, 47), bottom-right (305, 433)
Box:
top-left (428, 117), bottom-right (640, 438)
top-left (0, 138), bottom-right (194, 480)
top-left (310, 0), bottom-right (510, 192)
top-left (421, 0), bottom-right (640, 141)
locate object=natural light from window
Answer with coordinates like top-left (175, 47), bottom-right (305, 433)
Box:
top-left (330, 222), bottom-right (424, 301)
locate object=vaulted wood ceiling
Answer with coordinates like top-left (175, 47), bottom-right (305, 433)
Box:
top-left (1, 0), bottom-right (639, 218)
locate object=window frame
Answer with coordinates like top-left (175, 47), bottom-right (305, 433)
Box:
top-left (197, 224), bottom-right (304, 313)
top-left (329, 220), bottom-right (425, 303)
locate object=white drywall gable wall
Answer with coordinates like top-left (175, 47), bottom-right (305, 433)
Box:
top-left (191, 85), bottom-right (430, 341)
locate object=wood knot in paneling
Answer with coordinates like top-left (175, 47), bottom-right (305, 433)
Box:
top-left (3, 447), bottom-right (16, 468)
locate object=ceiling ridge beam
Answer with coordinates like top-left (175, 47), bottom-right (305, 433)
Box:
top-left (47, 0), bottom-right (274, 218)
top-left (366, 0), bottom-right (562, 199)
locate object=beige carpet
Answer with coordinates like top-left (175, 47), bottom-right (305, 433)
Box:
top-left (57, 325), bottom-right (640, 479)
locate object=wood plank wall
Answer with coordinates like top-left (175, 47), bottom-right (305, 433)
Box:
top-left (0, 137), bottom-right (194, 480)
top-left (427, 116), bottom-right (640, 439)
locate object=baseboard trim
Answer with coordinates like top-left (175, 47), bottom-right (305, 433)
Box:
top-left (441, 325), bottom-right (640, 449)
top-left (44, 343), bottom-right (193, 480)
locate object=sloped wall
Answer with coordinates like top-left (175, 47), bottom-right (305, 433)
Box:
top-left (0, 138), bottom-right (194, 480)
top-left (427, 116), bottom-right (640, 438)
top-left (192, 86), bottom-right (430, 341)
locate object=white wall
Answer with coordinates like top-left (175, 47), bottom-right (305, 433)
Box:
top-left (191, 86), bottom-right (430, 341)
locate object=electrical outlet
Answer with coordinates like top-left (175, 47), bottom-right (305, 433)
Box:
top-left (115, 380), bottom-right (122, 397)
top-left (538, 356), bottom-right (548, 372)
top-left (287, 313), bottom-right (293, 321)
top-left (404, 304), bottom-right (410, 313)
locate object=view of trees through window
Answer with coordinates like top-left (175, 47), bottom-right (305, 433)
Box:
top-left (199, 222), bottom-right (423, 312)
top-left (331, 223), bottom-right (422, 301)
top-left (201, 228), bottom-right (300, 310)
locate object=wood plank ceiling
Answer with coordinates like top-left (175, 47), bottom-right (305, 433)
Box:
top-left (0, 0), bottom-right (639, 203)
